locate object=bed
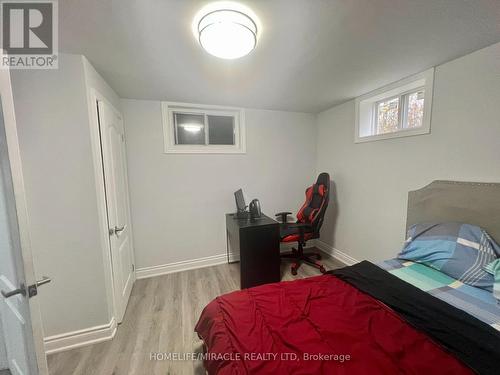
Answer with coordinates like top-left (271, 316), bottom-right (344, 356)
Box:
top-left (195, 181), bottom-right (500, 374)
top-left (379, 258), bottom-right (500, 330)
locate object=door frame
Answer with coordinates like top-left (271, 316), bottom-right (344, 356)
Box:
top-left (86, 87), bottom-right (136, 325)
top-left (0, 63), bottom-right (48, 374)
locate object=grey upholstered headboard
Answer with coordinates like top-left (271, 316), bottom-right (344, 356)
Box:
top-left (406, 180), bottom-right (500, 243)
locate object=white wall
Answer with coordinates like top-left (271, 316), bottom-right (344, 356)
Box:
top-left (10, 54), bottom-right (115, 337)
top-left (8, 41), bottom-right (500, 347)
top-left (316, 42), bottom-right (500, 262)
top-left (82, 57), bottom-right (122, 111)
top-left (122, 100), bottom-right (317, 269)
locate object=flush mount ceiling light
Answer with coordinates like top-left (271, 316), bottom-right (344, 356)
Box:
top-left (196, 5), bottom-right (258, 59)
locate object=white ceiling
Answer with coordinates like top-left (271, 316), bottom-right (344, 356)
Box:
top-left (60, 0), bottom-right (500, 113)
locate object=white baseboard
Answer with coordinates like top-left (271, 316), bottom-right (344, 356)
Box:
top-left (135, 241), bottom-right (359, 280)
top-left (136, 253), bottom-right (228, 279)
top-left (315, 240), bottom-right (359, 266)
top-left (44, 317), bottom-right (116, 355)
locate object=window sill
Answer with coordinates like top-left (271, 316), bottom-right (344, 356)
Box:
top-left (163, 146), bottom-right (246, 154)
top-left (355, 126), bottom-right (431, 143)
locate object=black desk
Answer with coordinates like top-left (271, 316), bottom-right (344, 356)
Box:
top-left (225, 213), bottom-right (280, 289)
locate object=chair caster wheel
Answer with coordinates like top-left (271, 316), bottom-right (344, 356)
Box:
top-left (291, 265), bottom-right (298, 276)
top-left (319, 266), bottom-right (326, 274)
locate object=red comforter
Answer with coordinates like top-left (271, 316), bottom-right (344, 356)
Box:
top-left (195, 275), bottom-right (472, 374)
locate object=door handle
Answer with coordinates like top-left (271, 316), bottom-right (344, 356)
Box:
top-left (115, 225), bottom-right (126, 234)
top-left (36, 276), bottom-right (51, 287)
top-left (109, 225), bottom-right (126, 236)
top-left (1, 277), bottom-right (51, 299)
top-left (27, 277), bottom-right (52, 298)
top-left (1, 283), bottom-right (26, 298)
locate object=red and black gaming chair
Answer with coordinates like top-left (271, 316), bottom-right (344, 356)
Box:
top-left (275, 173), bottom-right (330, 275)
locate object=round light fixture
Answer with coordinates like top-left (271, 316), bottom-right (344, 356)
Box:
top-left (197, 8), bottom-right (257, 59)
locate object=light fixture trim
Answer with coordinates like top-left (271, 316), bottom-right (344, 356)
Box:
top-left (196, 8), bottom-right (258, 59)
top-left (198, 9), bottom-right (257, 35)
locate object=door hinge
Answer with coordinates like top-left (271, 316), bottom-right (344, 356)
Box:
top-left (132, 264), bottom-right (135, 272)
top-left (121, 134), bottom-right (125, 142)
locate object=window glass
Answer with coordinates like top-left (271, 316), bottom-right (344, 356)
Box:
top-left (208, 115), bottom-right (235, 145)
top-left (405, 90), bottom-right (425, 129)
top-left (164, 103), bottom-right (245, 153)
top-left (174, 113), bottom-right (205, 145)
top-left (376, 97), bottom-right (400, 135)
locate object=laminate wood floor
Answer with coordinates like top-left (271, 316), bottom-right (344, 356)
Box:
top-left (48, 249), bottom-right (343, 375)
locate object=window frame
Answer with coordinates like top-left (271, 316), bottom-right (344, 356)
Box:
top-left (373, 87), bottom-right (425, 134)
top-left (355, 68), bottom-right (434, 143)
top-left (162, 101), bottom-right (246, 154)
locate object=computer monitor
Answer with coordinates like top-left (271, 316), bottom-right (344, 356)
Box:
top-left (234, 189), bottom-right (247, 212)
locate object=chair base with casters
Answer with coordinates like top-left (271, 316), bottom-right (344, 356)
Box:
top-left (280, 242), bottom-right (326, 275)
top-left (276, 172), bottom-right (331, 275)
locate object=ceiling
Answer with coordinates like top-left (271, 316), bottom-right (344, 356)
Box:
top-left (59, 0), bottom-right (500, 113)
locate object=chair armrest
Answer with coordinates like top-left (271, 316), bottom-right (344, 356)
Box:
top-left (275, 211), bottom-right (292, 223)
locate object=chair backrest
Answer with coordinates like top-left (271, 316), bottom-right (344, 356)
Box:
top-left (296, 173), bottom-right (330, 236)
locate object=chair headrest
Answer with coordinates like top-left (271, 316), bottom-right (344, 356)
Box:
top-left (316, 172), bottom-right (330, 188)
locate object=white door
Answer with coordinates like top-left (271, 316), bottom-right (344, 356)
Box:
top-left (0, 67), bottom-right (48, 374)
top-left (97, 100), bottom-right (135, 323)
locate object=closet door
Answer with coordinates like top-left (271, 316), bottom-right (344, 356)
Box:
top-left (97, 100), bottom-right (135, 323)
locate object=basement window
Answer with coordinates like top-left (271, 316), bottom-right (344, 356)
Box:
top-left (355, 68), bottom-right (434, 143)
top-left (162, 102), bottom-right (246, 153)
